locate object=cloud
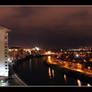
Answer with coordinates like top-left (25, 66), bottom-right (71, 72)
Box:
top-left (0, 6), bottom-right (92, 49)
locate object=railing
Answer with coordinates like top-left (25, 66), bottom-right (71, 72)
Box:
top-left (9, 56), bottom-right (29, 86)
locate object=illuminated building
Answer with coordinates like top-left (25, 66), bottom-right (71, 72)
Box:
top-left (31, 47), bottom-right (45, 56)
top-left (0, 26), bottom-right (10, 77)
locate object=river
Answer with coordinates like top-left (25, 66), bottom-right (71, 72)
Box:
top-left (13, 56), bottom-right (92, 87)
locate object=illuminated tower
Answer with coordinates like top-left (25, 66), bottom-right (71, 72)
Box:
top-left (0, 26), bottom-right (10, 77)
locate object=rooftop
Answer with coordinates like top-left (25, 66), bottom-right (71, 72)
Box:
top-left (0, 26), bottom-right (10, 32)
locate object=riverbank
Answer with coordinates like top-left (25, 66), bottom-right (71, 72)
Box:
top-left (45, 57), bottom-right (92, 84)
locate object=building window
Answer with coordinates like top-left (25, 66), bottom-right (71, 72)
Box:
top-left (5, 51), bottom-right (8, 54)
top-left (5, 49), bottom-right (8, 52)
top-left (5, 45), bottom-right (8, 48)
top-left (5, 55), bottom-right (7, 57)
top-left (5, 65), bottom-right (8, 66)
top-left (5, 68), bottom-right (7, 70)
top-left (5, 36), bottom-right (8, 39)
top-left (5, 61), bottom-right (7, 63)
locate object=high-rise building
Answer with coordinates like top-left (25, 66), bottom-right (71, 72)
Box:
top-left (0, 26), bottom-right (10, 77)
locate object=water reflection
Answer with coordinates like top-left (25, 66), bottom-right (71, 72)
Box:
top-left (48, 56), bottom-right (52, 63)
top-left (14, 57), bottom-right (92, 86)
top-left (48, 67), bottom-right (55, 79)
top-left (29, 59), bottom-right (32, 70)
top-left (87, 83), bottom-right (91, 87)
top-left (64, 74), bottom-right (67, 81)
top-left (77, 79), bottom-right (82, 87)
top-left (48, 67), bottom-right (51, 79)
top-left (52, 69), bottom-right (54, 78)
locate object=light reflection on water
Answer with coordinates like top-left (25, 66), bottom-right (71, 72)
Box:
top-left (48, 67), bottom-right (55, 79)
top-left (14, 56), bottom-right (92, 86)
top-left (48, 67), bottom-right (51, 79)
top-left (64, 74), bottom-right (67, 81)
top-left (87, 83), bottom-right (91, 87)
top-left (52, 69), bottom-right (54, 78)
top-left (77, 79), bottom-right (82, 87)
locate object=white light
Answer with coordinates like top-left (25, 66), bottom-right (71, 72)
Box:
top-left (48, 56), bottom-right (51, 59)
top-left (8, 57), bottom-right (12, 63)
top-left (35, 47), bottom-right (40, 51)
top-left (61, 49), bottom-right (63, 51)
top-left (87, 83), bottom-right (91, 87)
top-left (0, 80), bottom-right (4, 83)
top-left (76, 54), bottom-right (79, 57)
top-left (0, 81), bottom-right (8, 86)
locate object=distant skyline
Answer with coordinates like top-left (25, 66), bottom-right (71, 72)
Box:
top-left (0, 6), bottom-right (92, 49)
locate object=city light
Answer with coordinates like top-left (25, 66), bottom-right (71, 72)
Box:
top-left (8, 57), bottom-right (13, 63)
top-left (87, 83), bottom-right (91, 87)
top-left (61, 49), bottom-right (63, 51)
top-left (88, 66), bottom-right (91, 70)
top-left (75, 54), bottom-right (79, 57)
top-left (46, 51), bottom-right (52, 55)
top-left (35, 47), bottom-right (40, 51)
top-left (48, 67), bottom-right (51, 79)
top-left (45, 51), bottom-right (55, 55)
top-left (64, 74), bottom-right (67, 81)
top-left (1, 6), bottom-right (92, 87)
top-left (15, 49), bottom-right (18, 51)
top-left (77, 63), bottom-right (82, 69)
top-left (89, 58), bottom-right (92, 62)
top-left (77, 79), bottom-right (82, 87)
top-left (47, 56), bottom-right (52, 64)
top-left (52, 69), bottom-right (54, 78)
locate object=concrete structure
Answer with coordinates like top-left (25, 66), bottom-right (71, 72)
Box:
top-left (0, 26), bottom-right (10, 77)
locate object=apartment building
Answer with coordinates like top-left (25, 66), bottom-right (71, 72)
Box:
top-left (0, 26), bottom-right (10, 77)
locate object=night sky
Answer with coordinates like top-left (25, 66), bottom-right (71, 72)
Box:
top-left (0, 6), bottom-right (92, 50)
